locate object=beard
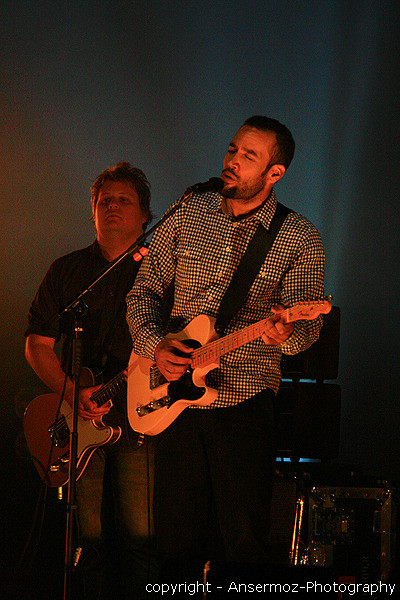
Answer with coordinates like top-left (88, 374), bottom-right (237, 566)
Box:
top-left (221, 175), bottom-right (267, 203)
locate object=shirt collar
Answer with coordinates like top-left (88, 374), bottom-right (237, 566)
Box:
top-left (91, 239), bottom-right (111, 266)
top-left (204, 189), bottom-right (278, 230)
top-left (203, 191), bottom-right (225, 213)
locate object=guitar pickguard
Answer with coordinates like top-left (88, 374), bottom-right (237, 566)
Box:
top-left (168, 339), bottom-right (205, 403)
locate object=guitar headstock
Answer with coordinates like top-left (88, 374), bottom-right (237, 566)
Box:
top-left (279, 297), bottom-right (332, 323)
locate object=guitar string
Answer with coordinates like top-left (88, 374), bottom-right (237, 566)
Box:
top-left (91, 372), bottom-right (126, 406)
top-left (190, 301), bottom-right (328, 369)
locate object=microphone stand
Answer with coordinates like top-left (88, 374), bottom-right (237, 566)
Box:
top-left (63, 302), bottom-right (86, 600)
top-left (61, 183), bottom-right (196, 600)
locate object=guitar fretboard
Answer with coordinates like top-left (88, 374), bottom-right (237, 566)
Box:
top-left (192, 320), bottom-right (266, 368)
top-left (92, 372), bottom-right (126, 407)
top-left (190, 300), bottom-right (331, 369)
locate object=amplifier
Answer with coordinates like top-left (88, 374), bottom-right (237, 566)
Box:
top-left (281, 306), bottom-right (340, 381)
top-left (275, 382), bottom-right (341, 460)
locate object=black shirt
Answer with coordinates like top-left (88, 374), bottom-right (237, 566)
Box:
top-left (26, 241), bottom-right (140, 443)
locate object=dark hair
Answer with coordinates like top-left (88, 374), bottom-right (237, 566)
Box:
top-left (91, 161), bottom-right (153, 229)
top-left (242, 116), bottom-right (295, 170)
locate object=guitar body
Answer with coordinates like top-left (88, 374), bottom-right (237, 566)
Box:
top-left (127, 314), bottom-right (220, 435)
top-left (23, 368), bottom-right (122, 487)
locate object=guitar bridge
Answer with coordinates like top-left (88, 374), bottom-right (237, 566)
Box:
top-left (49, 452), bottom-right (70, 472)
top-left (136, 396), bottom-right (171, 416)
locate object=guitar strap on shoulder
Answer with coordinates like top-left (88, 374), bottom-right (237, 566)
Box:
top-left (214, 201), bottom-right (292, 335)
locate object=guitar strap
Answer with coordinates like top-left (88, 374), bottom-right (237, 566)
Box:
top-left (214, 201), bottom-right (292, 335)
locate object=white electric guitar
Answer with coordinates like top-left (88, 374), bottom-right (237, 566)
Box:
top-left (127, 299), bottom-right (332, 435)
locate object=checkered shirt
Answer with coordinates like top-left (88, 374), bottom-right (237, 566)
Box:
top-left (126, 189), bottom-right (325, 407)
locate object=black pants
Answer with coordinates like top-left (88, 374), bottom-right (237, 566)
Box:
top-left (154, 390), bottom-right (276, 588)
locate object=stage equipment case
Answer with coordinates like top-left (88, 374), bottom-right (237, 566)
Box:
top-left (307, 486), bottom-right (398, 584)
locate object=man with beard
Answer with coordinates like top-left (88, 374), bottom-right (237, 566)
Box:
top-left (126, 117), bottom-right (325, 593)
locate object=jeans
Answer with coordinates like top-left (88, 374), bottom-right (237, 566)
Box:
top-left (73, 436), bottom-right (157, 600)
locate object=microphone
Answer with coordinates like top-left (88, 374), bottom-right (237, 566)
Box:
top-left (189, 177), bottom-right (224, 193)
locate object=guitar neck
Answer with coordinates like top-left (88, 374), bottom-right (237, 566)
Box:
top-left (191, 300), bottom-right (331, 368)
top-left (91, 371), bottom-right (126, 407)
top-left (192, 320), bottom-right (264, 368)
